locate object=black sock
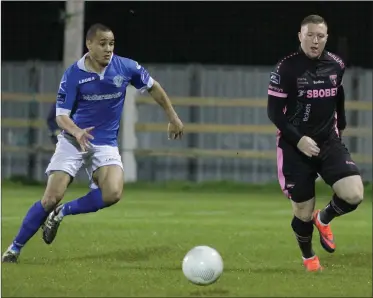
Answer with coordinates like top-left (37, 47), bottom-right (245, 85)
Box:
top-left (319, 194), bottom-right (360, 225)
top-left (291, 216), bottom-right (315, 259)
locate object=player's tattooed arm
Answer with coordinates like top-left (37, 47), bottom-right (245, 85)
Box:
top-left (148, 81), bottom-right (184, 140)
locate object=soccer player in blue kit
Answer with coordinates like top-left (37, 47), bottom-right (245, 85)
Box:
top-left (2, 24), bottom-right (184, 263)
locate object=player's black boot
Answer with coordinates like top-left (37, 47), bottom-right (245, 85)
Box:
top-left (42, 205), bottom-right (64, 245)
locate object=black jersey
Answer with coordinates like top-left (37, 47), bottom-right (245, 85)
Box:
top-left (267, 47), bottom-right (346, 146)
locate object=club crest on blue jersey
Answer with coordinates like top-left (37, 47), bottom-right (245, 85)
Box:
top-left (329, 74), bottom-right (337, 87)
top-left (113, 75), bottom-right (124, 88)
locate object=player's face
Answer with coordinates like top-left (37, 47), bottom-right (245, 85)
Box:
top-left (298, 23), bottom-right (328, 59)
top-left (86, 30), bottom-right (115, 66)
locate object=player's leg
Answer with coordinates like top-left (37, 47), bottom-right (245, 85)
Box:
top-left (42, 145), bottom-right (123, 244)
top-left (2, 172), bottom-right (71, 263)
top-left (314, 138), bottom-right (363, 252)
top-left (57, 165), bottom-right (123, 217)
top-left (2, 135), bottom-right (82, 262)
top-left (277, 137), bottom-right (321, 271)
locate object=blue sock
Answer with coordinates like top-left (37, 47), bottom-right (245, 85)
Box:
top-left (12, 201), bottom-right (49, 252)
top-left (62, 188), bottom-right (106, 216)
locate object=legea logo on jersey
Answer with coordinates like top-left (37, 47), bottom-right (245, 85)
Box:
top-left (306, 88), bottom-right (338, 98)
top-left (79, 77), bottom-right (95, 84)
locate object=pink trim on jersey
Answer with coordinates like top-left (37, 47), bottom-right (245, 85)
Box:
top-left (268, 90), bottom-right (288, 98)
top-left (276, 135), bottom-right (290, 199)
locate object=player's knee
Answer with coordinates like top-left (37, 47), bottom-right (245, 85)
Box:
top-left (41, 191), bottom-right (64, 211)
top-left (291, 199), bottom-right (315, 222)
top-left (333, 175), bottom-right (364, 205)
top-left (41, 171), bottom-right (71, 210)
top-left (335, 176), bottom-right (364, 205)
top-left (102, 186), bottom-right (123, 205)
top-left (340, 185), bottom-right (364, 205)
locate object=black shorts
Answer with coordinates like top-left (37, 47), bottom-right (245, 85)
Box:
top-left (276, 134), bottom-right (360, 203)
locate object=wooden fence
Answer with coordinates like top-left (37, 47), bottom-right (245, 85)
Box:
top-left (2, 92), bottom-right (372, 164)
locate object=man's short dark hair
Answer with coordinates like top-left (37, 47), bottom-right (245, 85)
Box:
top-left (301, 15), bottom-right (327, 28)
top-left (86, 23), bottom-right (112, 40)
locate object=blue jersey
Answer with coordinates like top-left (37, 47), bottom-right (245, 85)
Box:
top-left (56, 54), bottom-right (154, 146)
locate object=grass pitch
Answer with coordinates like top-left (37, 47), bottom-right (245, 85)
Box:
top-left (1, 182), bottom-right (372, 297)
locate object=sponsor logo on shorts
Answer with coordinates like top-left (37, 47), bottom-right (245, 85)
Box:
top-left (105, 157), bottom-right (119, 162)
top-left (306, 88), bottom-right (338, 98)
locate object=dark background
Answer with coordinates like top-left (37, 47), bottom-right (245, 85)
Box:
top-left (2, 1), bottom-right (373, 67)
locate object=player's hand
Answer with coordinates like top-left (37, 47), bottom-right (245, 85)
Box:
top-left (297, 136), bottom-right (320, 157)
top-left (168, 117), bottom-right (184, 140)
top-left (74, 127), bottom-right (94, 152)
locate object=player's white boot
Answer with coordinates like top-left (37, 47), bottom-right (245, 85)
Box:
top-left (42, 205), bottom-right (64, 245)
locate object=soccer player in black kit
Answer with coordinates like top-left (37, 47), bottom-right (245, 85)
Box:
top-left (267, 15), bottom-right (364, 271)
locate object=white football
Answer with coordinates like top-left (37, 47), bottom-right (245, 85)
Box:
top-left (182, 245), bottom-right (224, 286)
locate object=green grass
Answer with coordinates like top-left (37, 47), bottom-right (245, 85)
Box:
top-left (1, 182), bottom-right (372, 297)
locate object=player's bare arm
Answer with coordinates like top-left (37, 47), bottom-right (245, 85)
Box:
top-left (148, 81), bottom-right (184, 140)
top-left (56, 115), bottom-right (94, 152)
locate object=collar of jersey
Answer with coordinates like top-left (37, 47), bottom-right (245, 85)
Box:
top-left (77, 53), bottom-right (113, 76)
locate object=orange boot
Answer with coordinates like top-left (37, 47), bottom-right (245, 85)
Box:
top-left (313, 209), bottom-right (336, 253)
top-left (303, 255), bottom-right (323, 272)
